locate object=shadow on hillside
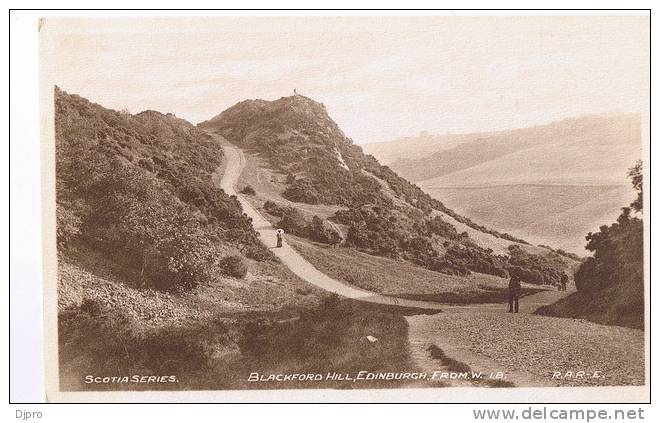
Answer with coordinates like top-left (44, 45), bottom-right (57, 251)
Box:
top-left (535, 288), bottom-right (644, 330)
top-left (385, 286), bottom-right (551, 305)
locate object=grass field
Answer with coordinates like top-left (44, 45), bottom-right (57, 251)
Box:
top-left (287, 236), bottom-right (549, 304)
top-left (422, 184), bottom-right (634, 254)
top-left (237, 149), bottom-right (551, 304)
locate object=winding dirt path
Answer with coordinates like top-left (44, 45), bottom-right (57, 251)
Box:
top-left (216, 135), bottom-right (445, 310)
top-left (218, 135), bottom-right (571, 312)
top-left (213, 133), bottom-right (631, 389)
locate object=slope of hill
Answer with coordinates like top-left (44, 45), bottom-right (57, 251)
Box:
top-left (57, 88), bottom-right (409, 391)
top-left (361, 131), bottom-right (499, 166)
top-left (55, 87), bottom-right (276, 293)
top-left (428, 184), bottom-right (635, 254)
top-left (537, 164), bottom-right (644, 329)
top-left (200, 95), bottom-right (575, 285)
top-left (364, 114), bottom-right (641, 253)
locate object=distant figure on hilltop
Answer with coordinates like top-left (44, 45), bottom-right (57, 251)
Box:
top-left (508, 269), bottom-right (522, 313)
top-left (293, 88), bottom-right (298, 96)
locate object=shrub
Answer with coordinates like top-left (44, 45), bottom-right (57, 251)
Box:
top-left (575, 210), bottom-right (643, 293)
top-left (240, 185), bottom-right (256, 195)
top-left (277, 206), bottom-right (308, 235)
top-left (54, 87), bottom-right (269, 291)
top-left (283, 178), bottom-right (319, 204)
top-left (506, 244), bottom-right (565, 286)
top-left (220, 255), bottom-right (248, 278)
top-left (79, 160), bottom-right (217, 291)
top-left (263, 200), bottom-right (283, 217)
top-left (307, 216), bottom-right (343, 245)
top-left (426, 215), bottom-right (460, 240)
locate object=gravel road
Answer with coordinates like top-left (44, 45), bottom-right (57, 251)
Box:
top-left (407, 311), bottom-right (645, 387)
top-left (215, 132), bottom-right (646, 389)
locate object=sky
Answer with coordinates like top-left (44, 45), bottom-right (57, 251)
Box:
top-left (42, 14), bottom-right (649, 144)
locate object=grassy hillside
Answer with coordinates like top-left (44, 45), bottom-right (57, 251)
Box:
top-left (372, 114), bottom-right (640, 185)
top-left (424, 184), bottom-right (635, 253)
top-left (362, 131), bottom-right (500, 166)
top-left (364, 114), bottom-right (641, 254)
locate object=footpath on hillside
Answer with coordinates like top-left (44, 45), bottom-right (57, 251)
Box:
top-left (215, 133), bottom-right (445, 310)
top-left (212, 132), bottom-right (645, 390)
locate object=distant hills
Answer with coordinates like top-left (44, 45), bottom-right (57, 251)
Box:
top-left (363, 114), bottom-right (642, 253)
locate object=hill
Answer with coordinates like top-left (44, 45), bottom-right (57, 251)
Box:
top-left (200, 95), bottom-right (576, 286)
top-left (54, 87), bottom-right (276, 293)
top-left (56, 88), bottom-right (421, 391)
top-left (360, 130), bottom-right (500, 166)
top-left (537, 163), bottom-right (644, 329)
top-left (363, 114), bottom-right (641, 253)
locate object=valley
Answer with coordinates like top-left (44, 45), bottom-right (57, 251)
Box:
top-left (215, 129), bottom-right (643, 388)
top-left (364, 114), bottom-right (642, 254)
top-left (422, 184), bottom-right (634, 254)
top-left (54, 89), bottom-right (644, 391)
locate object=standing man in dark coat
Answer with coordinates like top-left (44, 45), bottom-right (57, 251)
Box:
top-left (560, 273), bottom-right (569, 291)
top-left (508, 272), bottom-right (522, 313)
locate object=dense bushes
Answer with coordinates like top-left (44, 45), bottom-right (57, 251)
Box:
top-left (425, 215), bottom-right (461, 240)
top-left (575, 162), bottom-right (643, 293)
top-left (202, 94), bottom-right (531, 278)
top-left (263, 201), bottom-right (342, 245)
top-left (272, 205), bottom-right (308, 235)
top-left (240, 185), bottom-right (256, 195)
top-left (335, 205), bottom-right (513, 277)
top-left (55, 87), bottom-right (268, 291)
top-left (506, 244), bottom-right (566, 286)
top-left (307, 216), bottom-right (343, 244)
top-left (334, 203), bottom-right (562, 281)
top-left (282, 177), bottom-right (320, 204)
top-left (58, 299), bottom-right (229, 389)
top-left (220, 255), bottom-right (248, 278)
top-left (445, 243), bottom-right (509, 278)
top-left (76, 156), bottom-right (218, 291)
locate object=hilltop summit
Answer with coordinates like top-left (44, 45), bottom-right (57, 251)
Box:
top-left (199, 95), bottom-right (576, 284)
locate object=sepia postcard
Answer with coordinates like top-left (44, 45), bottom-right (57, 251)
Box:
top-left (39, 13), bottom-right (650, 403)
